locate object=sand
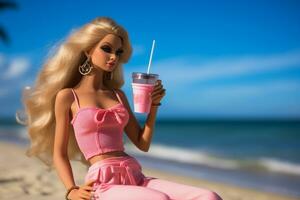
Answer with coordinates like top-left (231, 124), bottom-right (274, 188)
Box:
top-left (0, 141), bottom-right (298, 200)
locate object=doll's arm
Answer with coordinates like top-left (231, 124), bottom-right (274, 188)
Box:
top-left (53, 89), bottom-right (77, 190)
top-left (116, 89), bottom-right (159, 152)
top-left (116, 89), bottom-right (144, 150)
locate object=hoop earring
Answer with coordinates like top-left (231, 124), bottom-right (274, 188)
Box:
top-left (79, 54), bottom-right (93, 75)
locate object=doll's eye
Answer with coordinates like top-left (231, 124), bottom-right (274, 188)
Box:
top-left (116, 49), bottom-right (124, 56)
top-left (100, 45), bottom-right (112, 53)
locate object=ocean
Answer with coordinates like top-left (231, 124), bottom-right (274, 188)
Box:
top-left (1, 118), bottom-right (300, 197)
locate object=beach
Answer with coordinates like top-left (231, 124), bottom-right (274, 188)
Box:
top-left (0, 141), bottom-right (298, 200)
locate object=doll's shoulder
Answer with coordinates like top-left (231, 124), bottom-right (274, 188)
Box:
top-left (114, 88), bottom-right (127, 99)
top-left (114, 88), bottom-right (125, 96)
top-left (55, 88), bottom-right (75, 109)
top-left (114, 88), bottom-right (129, 104)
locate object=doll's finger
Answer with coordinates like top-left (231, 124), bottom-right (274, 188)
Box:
top-left (153, 84), bottom-right (163, 92)
top-left (82, 185), bottom-right (93, 191)
top-left (151, 90), bottom-right (161, 97)
top-left (80, 189), bottom-right (93, 198)
top-left (152, 89), bottom-right (165, 97)
top-left (80, 192), bottom-right (90, 200)
top-left (151, 93), bottom-right (164, 101)
top-left (79, 191), bottom-right (90, 198)
top-left (152, 97), bottom-right (162, 103)
top-left (155, 83), bottom-right (163, 89)
top-left (155, 79), bottom-right (162, 85)
top-left (152, 93), bottom-right (165, 101)
top-left (154, 91), bottom-right (166, 99)
top-left (153, 87), bottom-right (165, 94)
top-left (152, 99), bottom-right (162, 105)
top-left (85, 190), bottom-right (93, 196)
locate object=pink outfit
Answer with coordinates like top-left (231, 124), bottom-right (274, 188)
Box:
top-left (71, 89), bottom-right (128, 160)
top-left (70, 89), bottom-right (222, 200)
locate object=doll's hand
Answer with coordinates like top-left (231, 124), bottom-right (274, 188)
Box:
top-left (68, 180), bottom-right (95, 200)
top-left (151, 80), bottom-right (166, 105)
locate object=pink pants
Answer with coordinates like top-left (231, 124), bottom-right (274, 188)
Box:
top-left (84, 156), bottom-right (222, 200)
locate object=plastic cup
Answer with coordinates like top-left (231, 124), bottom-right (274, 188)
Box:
top-left (131, 72), bottom-right (159, 113)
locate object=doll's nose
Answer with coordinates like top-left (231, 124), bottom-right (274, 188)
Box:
top-left (110, 54), bottom-right (116, 61)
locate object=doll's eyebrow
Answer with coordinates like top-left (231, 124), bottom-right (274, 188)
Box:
top-left (102, 42), bottom-right (112, 46)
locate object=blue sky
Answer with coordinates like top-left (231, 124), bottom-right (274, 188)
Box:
top-left (0, 0), bottom-right (300, 119)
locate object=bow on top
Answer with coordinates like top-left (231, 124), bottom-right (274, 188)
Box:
top-left (94, 107), bottom-right (127, 125)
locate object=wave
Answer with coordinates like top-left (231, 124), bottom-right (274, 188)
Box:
top-left (125, 143), bottom-right (300, 176)
top-left (259, 157), bottom-right (300, 175)
top-left (2, 127), bottom-right (300, 176)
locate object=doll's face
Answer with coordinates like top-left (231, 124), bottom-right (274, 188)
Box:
top-left (90, 34), bottom-right (123, 72)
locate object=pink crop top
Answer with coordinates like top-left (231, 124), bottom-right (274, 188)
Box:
top-left (70, 89), bottom-right (129, 160)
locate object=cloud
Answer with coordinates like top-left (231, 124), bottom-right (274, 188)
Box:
top-left (2, 57), bottom-right (31, 80)
top-left (198, 79), bottom-right (300, 97)
top-left (124, 50), bottom-right (300, 118)
top-left (145, 50), bottom-right (300, 84)
top-left (125, 50), bottom-right (300, 98)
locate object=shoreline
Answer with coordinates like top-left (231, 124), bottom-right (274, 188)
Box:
top-left (0, 141), bottom-right (298, 200)
top-left (132, 153), bottom-right (300, 197)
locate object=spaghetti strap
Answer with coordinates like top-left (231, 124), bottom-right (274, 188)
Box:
top-left (113, 89), bottom-right (124, 105)
top-left (71, 89), bottom-right (80, 109)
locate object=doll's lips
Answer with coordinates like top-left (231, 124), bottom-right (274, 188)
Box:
top-left (107, 62), bottom-right (115, 67)
top-left (107, 62), bottom-right (115, 65)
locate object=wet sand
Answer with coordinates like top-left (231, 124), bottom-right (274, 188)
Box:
top-left (0, 141), bottom-right (298, 200)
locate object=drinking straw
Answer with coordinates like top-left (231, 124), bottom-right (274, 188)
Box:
top-left (147, 40), bottom-right (155, 74)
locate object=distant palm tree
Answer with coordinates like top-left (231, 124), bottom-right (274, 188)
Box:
top-left (0, 1), bottom-right (17, 45)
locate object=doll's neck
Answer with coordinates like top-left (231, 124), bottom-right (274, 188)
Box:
top-left (77, 69), bottom-right (109, 91)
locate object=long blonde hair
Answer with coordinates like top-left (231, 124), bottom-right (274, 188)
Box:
top-left (22, 17), bottom-right (132, 169)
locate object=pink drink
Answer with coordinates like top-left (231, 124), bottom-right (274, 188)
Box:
top-left (132, 73), bottom-right (159, 113)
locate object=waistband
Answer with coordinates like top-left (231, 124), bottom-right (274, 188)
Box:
top-left (88, 155), bottom-right (135, 172)
top-left (86, 155), bottom-right (144, 187)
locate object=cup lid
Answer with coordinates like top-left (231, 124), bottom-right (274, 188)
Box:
top-left (132, 72), bottom-right (159, 79)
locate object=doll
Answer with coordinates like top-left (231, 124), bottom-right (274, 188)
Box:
top-left (21, 17), bottom-right (222, 200)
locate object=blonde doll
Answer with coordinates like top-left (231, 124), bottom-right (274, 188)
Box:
top-left (22, 17), bottom-right (222, 200)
